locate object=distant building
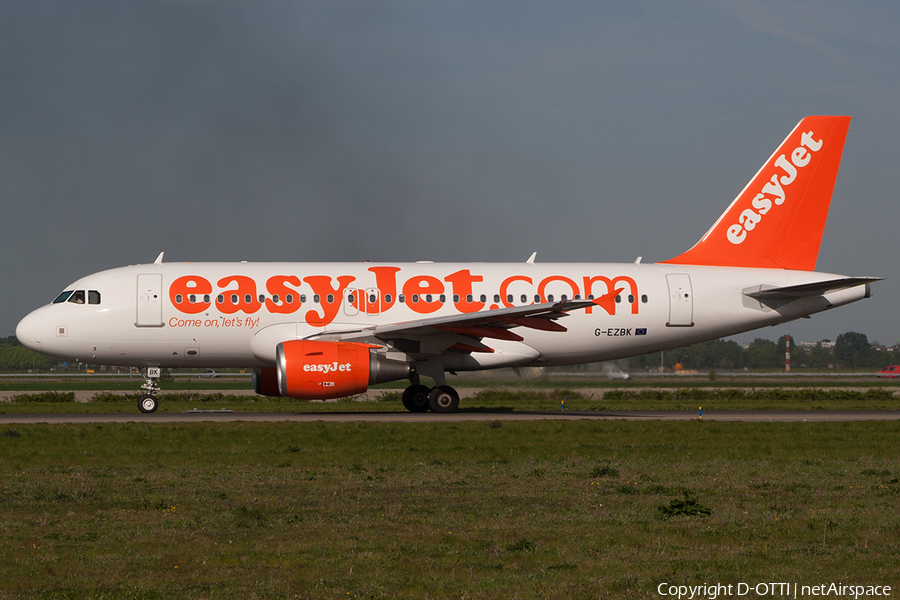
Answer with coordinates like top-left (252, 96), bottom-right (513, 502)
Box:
top-left (799, 340), bottom-right (834, 349)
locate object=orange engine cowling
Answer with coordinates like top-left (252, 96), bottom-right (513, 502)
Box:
top-left (276, 340), bottom-right (409, 400)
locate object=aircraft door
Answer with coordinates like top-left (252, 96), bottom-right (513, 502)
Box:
top-left (344, 289), bottom-right (360, 316)
top-left (666, 273), bottom-right (694, 327)
top-left (136, 274), bottom-right (164, 327)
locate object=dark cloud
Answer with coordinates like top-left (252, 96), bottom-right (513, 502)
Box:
top-left (2, 1), bottom-right (898, 345)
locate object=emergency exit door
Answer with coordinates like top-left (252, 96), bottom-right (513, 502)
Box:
top-left (666, 273), bottom-right (694, 327)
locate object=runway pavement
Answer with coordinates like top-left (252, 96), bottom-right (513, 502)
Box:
top-left (2, 409), bottom-right (900, 424)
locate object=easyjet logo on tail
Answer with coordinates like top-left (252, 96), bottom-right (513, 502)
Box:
top-left (726, 131), bottom-right (822, 244)
top-left (726, 130), bottom-right (823, 245)
top-left (661, 115), bottom-right (849, 270)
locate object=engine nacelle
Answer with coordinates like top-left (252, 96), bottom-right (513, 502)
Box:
top-left (276, 340), bottom-right (409, 399)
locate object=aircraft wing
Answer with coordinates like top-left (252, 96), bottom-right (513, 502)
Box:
top-left (306, 295), bottom-right (614, 356)
top-left (372, 298), bottom-right (595, 340)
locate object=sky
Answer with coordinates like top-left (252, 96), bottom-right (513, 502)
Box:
top-left (1, 0), bottom-right (898, 346)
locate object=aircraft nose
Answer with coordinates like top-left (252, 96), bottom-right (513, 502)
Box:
top-left (16, 311), bottom-right (42, 352)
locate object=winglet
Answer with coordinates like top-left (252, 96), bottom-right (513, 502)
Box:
top-left (526, 252), bottom-right (537, 264)
top-left (154, 252), bottom-right (165, 264)
top-left (661, 116), bottom-right (851, 271)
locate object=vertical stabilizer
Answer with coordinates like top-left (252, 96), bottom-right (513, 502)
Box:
top-left (662, 116), bottom-right (850, 270)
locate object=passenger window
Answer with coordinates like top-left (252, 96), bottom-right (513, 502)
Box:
top-left (273, 294), bottom-right (280, 304)
top-left (520, 294), bottom-right (527, 303)
top-left (88, 290), bottom-right (101, 305)
top-left (68, 290), bottom-right (86, 304)
top-left (480, 294), bottom-right (486, 303)
top-left (286, 294), bottom-right (293, 304)
top-left (412, 294), bottom-right (419, 303)
top-left (453, 294), bottom-right (460, 303)
top-left (399, 295), bottom-right (405, 303)
top-left (326, 294), bottom-right (334, 303)
top-left (615, 295), bottom-right (622, 303)
top-left (561, 294), bottom-right (568, 301)
top-left (53, 291), bottom-right (73, 304)
top-left (300, 295), bottom-right (307, 303)
top-left (348, 294), bottom-right (355, 303)
top-left (217, 295), bottom-right (224, 303)
top-left (176, 294), bottom-right (184, 304)
top-left (439, 294), bottom-right (446, 303)
top-left (493, 294), bottom-right (500, 303)
top-left (385, 294), bottom-right (393, 303)
top-left (628, 295), bottom-right (634, 303)
top-left (507, 294), bottom-right (513, 303)
top-left (189, 294), bottom-right (196, 303)
top-left (548, 294), bottom-right (554, 302)
top-left (314, 295), bottom-right (320, 303)
top-left (641, 295), bottom-right (648, 303)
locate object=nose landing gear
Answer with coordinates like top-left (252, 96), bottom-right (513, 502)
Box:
top-left (138, 367), bottom-right (161, 414)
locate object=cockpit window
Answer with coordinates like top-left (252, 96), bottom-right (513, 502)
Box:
top-left (52, 289), bottom-right (99, 305)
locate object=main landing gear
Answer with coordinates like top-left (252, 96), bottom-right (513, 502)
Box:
top-left (137, 367), bottom-right (161, 414)
top-left (401, 384), bottom-right (460, 413)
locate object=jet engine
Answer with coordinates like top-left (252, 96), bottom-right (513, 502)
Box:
top-left (251, 367), bottom-right (280, 397)
top-left (275, 340), bottom-right (409, 399)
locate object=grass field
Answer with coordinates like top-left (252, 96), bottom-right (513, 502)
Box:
top-left (1, 418), bottom-right (899, 599)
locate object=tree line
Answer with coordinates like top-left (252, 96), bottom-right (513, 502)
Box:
top-left (0, 336), bottom-right (58, 371)
top-left (629, 331), bottom-right (898, 371)
top-left (1, 331), bottom-right (897, 373)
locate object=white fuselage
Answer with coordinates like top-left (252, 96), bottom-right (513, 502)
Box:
top-left (15, 261), bottom-right (869, 372)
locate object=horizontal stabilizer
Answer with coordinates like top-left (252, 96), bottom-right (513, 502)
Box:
top-left (743, 277), bottom-right (881, 301)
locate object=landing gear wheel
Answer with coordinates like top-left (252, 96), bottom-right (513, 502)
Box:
top-left (428, 385), bottom-right (460, 413)
top-left (138, 394), bottom-right (159, 414)
top-left (402, 385), bottom-right (431, 413)
top-left (138, 367), bottom-right (162, 413)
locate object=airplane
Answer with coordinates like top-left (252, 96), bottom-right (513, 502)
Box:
top-left (15, 115), bottom-right (880, 414)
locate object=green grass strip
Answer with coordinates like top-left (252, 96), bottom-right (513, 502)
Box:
top-left (1, 420), bottom-right (899, 598)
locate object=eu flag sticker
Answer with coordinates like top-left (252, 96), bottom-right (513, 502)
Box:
top-left (635, 328), bottom-right (647, 336)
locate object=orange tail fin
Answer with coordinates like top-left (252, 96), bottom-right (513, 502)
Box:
top-left (662, 116), bottom-right (850, 270)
